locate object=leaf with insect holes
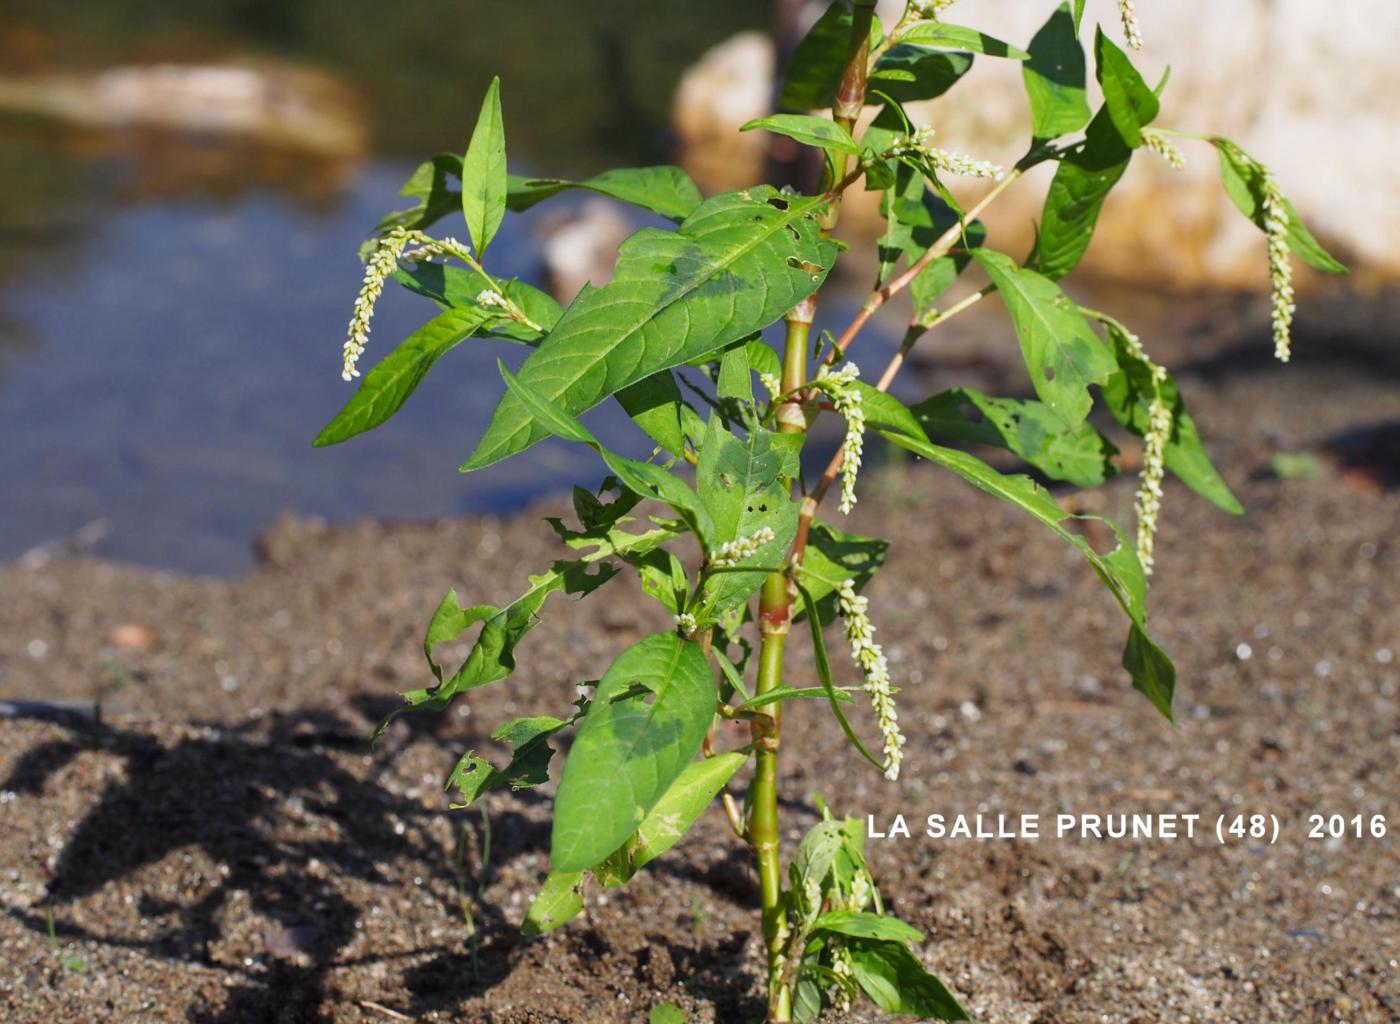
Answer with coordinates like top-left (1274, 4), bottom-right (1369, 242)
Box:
top-left (1023, 3), bottom-right (1091, 140)
top-left (859, 386), bottom-right (1176, 720)
top-left (445, 714), bottom-right (573, 808)
top-left (696, 417), bottom-right (800, 612)
top-left (462, 76), bottom-right (507, 257)
top-left (314, 305), bottom-right (494, 446)
top-left (463, 187), bottom-right (837, 471)
top-left (973, 250), bottom-right (1117, 427)
top-left (551, 633), bottom-right (716, 873)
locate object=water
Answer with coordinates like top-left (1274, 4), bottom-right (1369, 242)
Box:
top-left (1, 2), bottom-right (800, 573)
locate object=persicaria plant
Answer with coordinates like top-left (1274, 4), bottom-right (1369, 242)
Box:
top-left (315, 2), bottom-right (1343, 1018)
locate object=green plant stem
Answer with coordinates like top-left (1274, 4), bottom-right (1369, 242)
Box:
top-left (752, 571), bottom-right (791, 1021)
top-left (821, 0), bottom-right (878, 232)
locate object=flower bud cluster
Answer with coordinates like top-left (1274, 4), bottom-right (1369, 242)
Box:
top-left (1119, 0), bottom-right (1144, 49)
top-left (836, 579), bottom-right (904, 781)
top-left (710, 527), bottom-right (776, 568)
top-left (1261, 174), bottom-right (1295, 363)
top-left (342, 228), bottom-right (474, 381)
top-left (1141, 129), bottom-right (1185, 171)
top-left (814, 362), bottom-right (865, 514)
top-left (894, 126), bottom-right (1003, 180)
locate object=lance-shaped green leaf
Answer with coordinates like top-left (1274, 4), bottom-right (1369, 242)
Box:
top-left (594, 751), bottom-right (747, 888)
top-left (462, 76), bottom-right (507, 257)
top-left (696, 417), bottom-right (800, 612)
top-left (846, 938), bottom-right (970, 1020)
top-left (1022, 3), bottom-right (1091, 140)
top-left (446, 713), bottom-right (575, 808)
top-left (394, 262), bottom-right (563, 342)
top-left (1212, 139), bottom-right (1347, 274)
top-left (861, 389), bottom-right (1175, 719)
top-left (794, 521), bottom-right (889, 625)
top-left (973, 250), bottom-right (1116, 426)
top-left (897, 21), bottom-right (1030, 60)
top-left (551, 633), bottom-right (716, 872)
top-left (498, 364), bottom-right (715, 545)
top-left (376, 509), bottom-right (682, 738)
top-left (780, 1), bottom-right (884, 111)
top-left (1094, 27), bottom-right (1158, 147)
top-left (742, 114), bottom-right (860, 157)
top-left (812, 910), bottom-right (924, 943)
top-left (1096, 316), bottom-right (1243, 514)
top-left (464, 187), bottom-right (837, 471)
top-left (314, 305), bottom-right (494, 446)
top-left (521, 870), bottom-right (585, 937)
top-left (366, 153), bottom-right (466, 243)
top-left (506, 166), bottom-right (703, 222)
top-left (869, 46), bottom-right (973, 104)
top-left (1036, 105), bottom-right (1131, 280)
top-left (912, 387), bottom-right (1117, 487)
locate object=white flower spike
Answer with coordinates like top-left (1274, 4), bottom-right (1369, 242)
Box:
top-left (1119, 0), bottom-right (1144, 49)
top-left (1261, 174), bottom-right (1295, 363)
top-left (836, 579), bottom-right (905, 781)
top-left (710, 527), bottom-right (776, 568)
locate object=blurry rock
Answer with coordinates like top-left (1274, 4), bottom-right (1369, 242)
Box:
top-left (253, 513), bottom-right (329, 569)
top-left (672, 2), bottom-right (1400, 286)
top-left (672, 32), bottom-right (774, 194)
top-left (538, 198), bottom-right (634, 302)
top-left (0, 60), bottom-right (366, 160)
top-left (106, 624), bottom-right (156, 651)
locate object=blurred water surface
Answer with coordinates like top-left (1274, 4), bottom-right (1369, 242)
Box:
top-left (0, 1), bottom-right (803, 572)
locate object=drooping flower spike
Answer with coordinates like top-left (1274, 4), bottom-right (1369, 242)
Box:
top-left (836, 579), bottom-right (905, 780)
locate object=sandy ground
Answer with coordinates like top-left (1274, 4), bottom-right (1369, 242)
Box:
top-left (1, 304), bottom-right (1397, 1023)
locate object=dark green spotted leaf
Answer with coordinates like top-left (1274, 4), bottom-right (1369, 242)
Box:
top-left (780, 1), bottom-right (884, 111)
top-left (464, 187), bottom-right (837, 471)
top-left (1213, 139), bottom-right (1347, 274)
top-left (898, 21), bottom-right (1030, 60)
top-left (972, 249), bottom-right (1116, 426)
top-left (846, 938), bottom-right (970, 1020)
top-left (1022, 3), bottom-right (1091, 140)
top-left (314, 305), bottom-right (494, 446)
top-left (551, 633), bottom-right (716, 872)
top-left (1036, 105), bottom-right (1131, 280)
top-left (462, 76), bottom-right (507, 257)
top-left (742, 114), bottom-right (860, 156)
top-left (869, 46), bottom-right (973, 104)
top-left (1094, 27), bottom-right (1159, 147)
top-left (912, 387), bottom-right (1117, 487)
top-left (506, 166), bottom-right (703, 222)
